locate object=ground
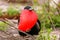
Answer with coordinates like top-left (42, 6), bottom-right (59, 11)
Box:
top-left (0, 20), bottom-right (37, 40)
top-left (0, 20), bottom-right (60, 40)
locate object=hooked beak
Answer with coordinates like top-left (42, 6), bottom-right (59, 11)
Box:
top-left (29, 8), bottom-right (33, 11)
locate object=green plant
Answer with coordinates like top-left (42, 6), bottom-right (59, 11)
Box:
top-left (36, 1), bottom-right (59, 40)
top-left (0, 21), bottom-right (8, 31)
top-left (7, 7), bottom-right (19, 18)
top-left (36, 2), bottom-right (60, 29)
top-left (52, 15), bottom-right (60, 27)
top-left (36, 29), bottom-right (57, 40)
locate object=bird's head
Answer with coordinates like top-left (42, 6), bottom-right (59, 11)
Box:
top-left (24, 6), bottom-right (33, 11)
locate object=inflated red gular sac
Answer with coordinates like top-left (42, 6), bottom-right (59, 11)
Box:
top-left (18, 6), bottom-right (41, 36)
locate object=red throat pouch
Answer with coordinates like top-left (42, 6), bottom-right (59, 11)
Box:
top-left (18, 10), bottom-right (38, 32)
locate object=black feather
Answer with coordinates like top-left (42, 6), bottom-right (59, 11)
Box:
top-left (24, 6), bottom-right (31, 10)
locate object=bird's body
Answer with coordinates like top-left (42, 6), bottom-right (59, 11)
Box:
top-left (18, 6), bottom-right (41, 36)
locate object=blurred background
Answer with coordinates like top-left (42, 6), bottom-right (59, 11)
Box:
top-left (0, 0), bottom-right (60, 40)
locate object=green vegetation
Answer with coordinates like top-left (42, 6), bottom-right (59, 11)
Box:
top-left (36, 2), bottom-right (60, 40)
top-left (0, 6), bottom-right (20, 18)
top-left (36, 29), bottom-right (57, 40)
top-left (0, 21), bottom-right (8, 31)
top-left (7, 7), bottom-right (19, 18)
top-left (36, 7), bottom-right (60, 28)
